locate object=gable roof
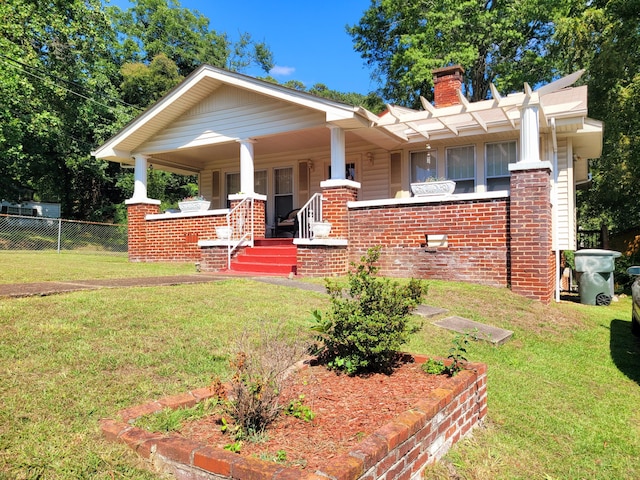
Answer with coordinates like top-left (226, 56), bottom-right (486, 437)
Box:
top-left (92, 65), bottom-right (397, 165)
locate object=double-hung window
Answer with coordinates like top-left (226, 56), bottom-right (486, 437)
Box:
top-left (446, 145), bottom-right (475, 193)
top-left (485, 141), bottom-right (517, 191)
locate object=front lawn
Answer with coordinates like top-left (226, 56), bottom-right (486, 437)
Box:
top-left (0, 256), bottom-right (638, 479)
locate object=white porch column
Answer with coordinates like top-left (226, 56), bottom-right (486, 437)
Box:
top-left (329, 125), bottom-right (346, 180)
top-left (239, 139), bottom-right (256, 194)
top-left (519, 104), bottom-right (541, 164)
top-left (131, 154), bottom-right (149, 201)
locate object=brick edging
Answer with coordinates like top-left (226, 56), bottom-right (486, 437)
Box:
top-left (100, 357), bottom-right (487, 479)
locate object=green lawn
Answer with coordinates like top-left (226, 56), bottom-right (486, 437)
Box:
top-left (0, 253), bottom-right (638, 479)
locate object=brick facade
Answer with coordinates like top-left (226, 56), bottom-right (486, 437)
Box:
top-left (126, 198), bottom-right (265, 264)
top-left (348, 199), bottom-right (509, 287)
top-left (296, 244), bottom-right (349, 277)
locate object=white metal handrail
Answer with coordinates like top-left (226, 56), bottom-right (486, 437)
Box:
top-left (227, 196), bottom-right (254, 268)
top-left (296, 193), bottom-right (323, 239)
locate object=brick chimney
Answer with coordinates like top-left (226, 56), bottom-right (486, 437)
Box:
top-left (433, 65), bottom-right (464, 108)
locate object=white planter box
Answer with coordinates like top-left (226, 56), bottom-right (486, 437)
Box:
top-left (311, 222), bottom-right (332, 239)
top-left (215, 226), bottom-right (232, 240)
top-left (178, 200), bottom-right (210, 212)
top-left (410, 180), bottom-right (456, 196)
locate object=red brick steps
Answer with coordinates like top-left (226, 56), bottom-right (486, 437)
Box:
top-left (229, 238), bottom-right (297, 275)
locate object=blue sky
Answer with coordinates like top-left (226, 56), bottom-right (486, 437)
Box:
top-left (108, 0), bottom-right (378, 95)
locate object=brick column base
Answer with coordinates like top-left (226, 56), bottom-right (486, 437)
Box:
top-left (200, 247), bottom-right (229, 272)
top-left (320, 180), bottom-right (359, 238)
top-left (509, 166), bottom-right (555, 303)
top-left (229, 195), bottom-right (266, 239)
top-left (126, 201), bottom-right (161, 262)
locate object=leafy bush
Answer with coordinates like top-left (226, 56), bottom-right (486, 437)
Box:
top-left (312, 246), bottom-right (425, 375)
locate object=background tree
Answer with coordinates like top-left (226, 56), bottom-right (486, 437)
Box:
top-left (108, 0), bottom-right (273, 77)
top-left (0, 0), bottom-right (132, 220)
top-left (554, 0), bottom-right (640, 236)
top-left (348, 0), bottom-right (565, 107)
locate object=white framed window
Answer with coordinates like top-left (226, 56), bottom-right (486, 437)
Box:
top-left (410, 150), bottom-right (437, 183)
top-left (485, 141), bottom-right (517, 191)
top-left (446, 145), bottom-right (475, 193)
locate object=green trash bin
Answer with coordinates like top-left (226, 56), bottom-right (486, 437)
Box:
top-left (574, 249), bottom-right (622, 306)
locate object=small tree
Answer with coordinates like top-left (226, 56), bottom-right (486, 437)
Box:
top-left (312, 246), bottom-right (425, 375)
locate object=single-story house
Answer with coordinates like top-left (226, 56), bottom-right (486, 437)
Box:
top-left (92, 65), bottom-right (603, 304)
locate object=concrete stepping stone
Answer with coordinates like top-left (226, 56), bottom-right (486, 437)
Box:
top-left (434, 316), bottom-right (513, 345)
top-left (414, 305), bottom-right (449, 318)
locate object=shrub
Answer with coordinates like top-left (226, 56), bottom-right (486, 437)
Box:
top-left (312, 246), bottom-right (425, 375)
top-left (225, 325), bottom-right (306, 437)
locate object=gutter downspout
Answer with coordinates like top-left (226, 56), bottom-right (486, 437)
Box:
top-left (551, 118), bottom-right (560, 303)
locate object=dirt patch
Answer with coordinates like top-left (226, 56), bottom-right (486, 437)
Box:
top-left (176, 359), bottom-right (445, 472)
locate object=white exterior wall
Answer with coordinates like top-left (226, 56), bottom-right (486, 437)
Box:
top-left (554, 138), bottom-right (575, 251)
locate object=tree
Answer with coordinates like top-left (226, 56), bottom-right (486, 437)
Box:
top-left (120, 53), bottom-right (183, 107)
top-left (554, 1), bottom-right (640, 234)
top-left (0, 0), bottom-right (132, 219)
top-left (108, 0), bottom-right (273, 77)
top-left (348, 0), bottom-right (564, 107)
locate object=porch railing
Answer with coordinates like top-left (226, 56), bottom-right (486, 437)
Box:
top-left (297, 193), bottom-right (323, 239)
top-left (227, 196), bottom-right (254, 268)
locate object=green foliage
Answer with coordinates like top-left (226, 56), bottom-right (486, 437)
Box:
top-left (446, 331), bottom-right (473, 376)
top-left (284, 395), bottom-right (315, 422)
top-left (348, 0), bottom-right (562, 106)
top-left (554, 2), bottom-right (640, 233)
top-left (422, 358), bottom-right (446, 375)
top-left (223, 441), bottom-right (242, 453)
top-left (312, 246), bottom-right (425, 375)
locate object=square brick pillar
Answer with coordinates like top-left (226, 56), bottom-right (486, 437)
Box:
top-left (509, 165), bottom-right (555, 303)
top-left (126, 200), bottom-right (161, 262)
top-left (228, 194), bottom-right (266, 239)
top-left (320, 180), bottom-right (360, 238)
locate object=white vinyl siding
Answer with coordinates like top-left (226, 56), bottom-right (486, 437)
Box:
top-left (555, 138), bottom-right (574, 250)
top-left (138, 86), bottom-right (325, 154)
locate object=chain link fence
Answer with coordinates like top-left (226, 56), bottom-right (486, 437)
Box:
top-left (0, 214), bottom-right (127, 255)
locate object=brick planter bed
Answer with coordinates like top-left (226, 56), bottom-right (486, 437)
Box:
top-left (100, 357), bottom-right (487, 480)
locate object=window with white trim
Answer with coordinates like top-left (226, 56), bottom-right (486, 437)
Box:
top-left (485, 141), bottom-right (517, 191)
top-left (446, 145), bottom-right (475, 193)
top-left (410, 150), bottom-right (437, 183)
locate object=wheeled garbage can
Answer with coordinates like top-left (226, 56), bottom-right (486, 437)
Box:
top-left (574, 249), bottom-right (621, 306)
top-left (628, 266), bottom-right (640, 336)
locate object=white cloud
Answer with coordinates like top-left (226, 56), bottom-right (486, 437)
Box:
top-left (269, 65), bottom-right (296, 77)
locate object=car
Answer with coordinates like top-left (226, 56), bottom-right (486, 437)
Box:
top-left (628, 266), bottom-right (640, 336)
